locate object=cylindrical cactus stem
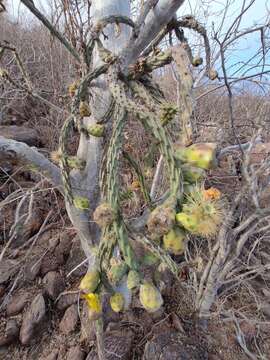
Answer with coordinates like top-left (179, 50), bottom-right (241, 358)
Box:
top-left (59, 115), bottom-right (75, 204)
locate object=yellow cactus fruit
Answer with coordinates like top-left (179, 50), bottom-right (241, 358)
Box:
top-left (127, 270), bottom-right (140, 290)
top-left (50, 150), bottom-right (62, 164)
top-left (79, 101), bottom-right (91, 117)
top-left (163, 227), bottom-right (186, 255)
top-left (203, 187), bottom-right (221, 201)
top-left (182, 165), bottom-right (206, 183)
top-left (130, 180), bottom-right (140, 191)
top-left (176, 212), bottom-right (199, 233)
top-left (209, 69), bottom-right (218, 81)
top-left (87, 124), bottom-right (104, 137)
top-left (67, 156), bottom-right (86, 170)
top-left (139, 283), bottom-right (163, 313)
top-left (176, 186), bottom-right (223, 237)
top-left (82, 293), bottom-right (102, 320)
top-left (192, 56), bottom-right (203, 67)
top-left (147, 205), bottom-right (175, 237)
top-left (74, 196), bottom-right (90, 210)
top-left (177, 143), bottom-right (217, 170)
top-left (79, 270), bottom-right (100, 293)
top-left (108, 261), bottom-right (128, 285)
top-left (68, 81), bottom-right (79, 97)
top-left (160, 103), bottom-right (178, 126)
top-left (145, 168), bottom-right (152, 179)
top-left (110, 292), bottom-right (125, 313)
top-left (93, 203), bottom-right (115, 227)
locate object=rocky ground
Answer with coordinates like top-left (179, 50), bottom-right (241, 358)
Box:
top-left (1, 125), bottom-right (270, 360)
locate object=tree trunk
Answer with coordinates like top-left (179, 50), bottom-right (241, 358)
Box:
top-left (66, 0), bottom-right (131, 264)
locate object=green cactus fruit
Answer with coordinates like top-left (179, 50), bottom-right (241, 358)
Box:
top-left (74, 197), bottom-right (90, 210)
top-left (182, 165), bottom-right (206, 183)
top-left (139, 283), bottom-right (163, 313)
top-left (127, 270), bottom-right (140, 290)
top-left (67, 156), bottom-right (86, 170)
top-left (175, 143), bottom-right (217, 170)
top-left (108, 262), bottom-right (128, 285)
top-left (175, 212), bottom-right (199, 233)
top-left (87, 124), bottom-right (104, 137)
top-left (183, 183), bottom-right (197, 195)
top-left (79, 269), bottom-right (100, 293)
top-left (110, 292), bottom-right (125, 312)
top-left (141, 252), bottom-right (160, 266)
top-left (79, 101), bottom-right (91, 117)
top-left (93, 203), bottom-right (115, 227)
top-left (147, 205), bottom-right (176, 237)
top-left (192, 56), bottom-right (203, 67)
top-left (163, 227), bottom-right (186, 255)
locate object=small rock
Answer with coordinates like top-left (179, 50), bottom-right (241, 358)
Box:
top-left (66, 346), bottom-right (85, 360)
top-left (86, 330), bottom-right (134, 360)
top-left (262, 288), bottom-right (270, 298)
top-left (0, 285), bottom-right (5, 298)
top-left (65, 236), bottom-right (87, 278)
top-left (24, 258), bottom-right (41, 281)
top-left (261, 302), bottom-right (270, 318)
top-left (143, 332), bottom-right (208, 360)
top-left (0, 319), bottom-right (19, 346)
top-left (59, 304), bottom-right (79, 335)
top-left (55, 231), bottom-right (73, 261)
top-left (40, 250), bottom-right (64, 276)
top-left (56, 292), bottom-right (78, 311)
top-left (0, 125), bottom-right (41, 147)
top-left (10, 208), bottom-right (44, 248)
top-left (6, 291), bottom-right (30, 316)
top-left (0, 259), bottom-right (19, 284)
top-left (20, 293), bottom-right (47, 345)
top-left (43, 271), bottom-right (65, 300)
top-left (44, 350), bottom-right (59, 360)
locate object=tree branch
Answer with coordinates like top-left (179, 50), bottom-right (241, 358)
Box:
top-left (122, 0), bottom-right (185, 69)
top-left (0, 136), bottom-right (63, 190)
top-left (21, 0), bottom-right (81, 62)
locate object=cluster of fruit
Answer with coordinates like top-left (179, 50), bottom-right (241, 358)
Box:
top-left (79, 141), bottom-right (223, 317)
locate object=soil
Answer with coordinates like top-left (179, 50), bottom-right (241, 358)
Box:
top-left (1, 141), bottom-right (270, 359)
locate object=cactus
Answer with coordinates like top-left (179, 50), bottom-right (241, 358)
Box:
top-left (79, 101), bottom-right (91, 117)
top-left (108, 261), bottom-right (128, 285)
top-left (68, 81), bottom-right (79, 97)
top-left (160, 103), bottom-right (178, 126)
top-left (176, 186), bottom-right (223, 237)
top-left (74, 196), bottom-right (90, 210)
top-left (209, 69), bottom-right (218, 81)
top-left (163, 227), bottom-right (186, 255)
top-left (82, 293), bottom-right (102, 320)
top-left (139, 283), bottom-right (163, 313)
top-left (127, 270), bottom-right (141, 290)
top-left (192, 56), bottom-right (203, 67)
top-left (110, 292), bottom-right (125, 312)
top-left (79, 269), bottom-right (100, 293)
top-left (93, 203), bottom-right (116, 227)
top-left (147, 205), bottom-right (176, 238)
top-left (175, 143), bottom-right (217, 170)
top-left (87, 124), bottom-right (104, 137)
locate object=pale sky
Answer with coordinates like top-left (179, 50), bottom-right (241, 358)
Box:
top-left (6, 0), bottom-right (270, 77)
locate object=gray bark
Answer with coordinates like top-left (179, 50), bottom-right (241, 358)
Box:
top-left (0, 136), bottom-right (62, 189)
